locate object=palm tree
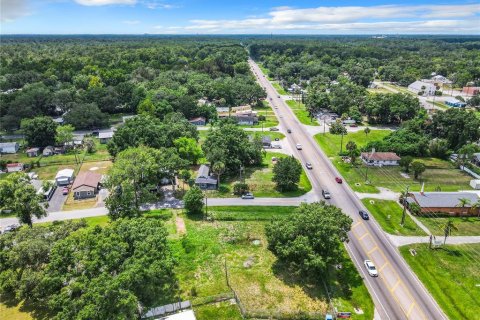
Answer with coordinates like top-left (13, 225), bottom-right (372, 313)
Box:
top-left (470, 199), bottom-right (480, 218)
top-left (456, 197), bottom-right (471, 215)
top-left (442, 219), bottom-right (458, 244)
top-left (212, 162), bottom-right (226, 185)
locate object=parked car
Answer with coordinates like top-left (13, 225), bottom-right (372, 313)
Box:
top-left (364, 260), bottom-right (378, 277)
top-left (287, 129), bottom-right (292, 133)
top-left (274, 138), bottom-right (280, 141)
top-left (3, 224), bottom-right (20, 233)
top-left (269, 127), bottom-right (279, 131)
top-left (335, 177), bottom-right (343, 184)
top-left (359, 210), bottom-right (369, 220)
top-left (306, 162), bottom-right (313, 169)
top-left (296, 144), bottom-right (302, 150)
top-left (277, 95), bottom-right (280, 98)
top-left (62, 187), bottom-right (69, 195)
top-left (241, 192), bottom-right (255, 199)
top-left (322, 189), bottom-right (331, 199)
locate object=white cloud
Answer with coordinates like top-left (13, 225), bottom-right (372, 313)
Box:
top-left (143, 1), bottom-right (179, 9)
top-left (75, 0), bottom-right (136, 6)
top-left (161, 4), bottom-right (480, 34)
top-left (0, 0), bottom-right (30, 22)
top-left (123, 20), bottom-right (141, 24)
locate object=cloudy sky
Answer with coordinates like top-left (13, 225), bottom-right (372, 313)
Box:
top-left (1, 0), bottom-right (479, 34)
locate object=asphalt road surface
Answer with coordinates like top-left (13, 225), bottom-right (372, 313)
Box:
top-left (249, 59), bottom-right (446, 320)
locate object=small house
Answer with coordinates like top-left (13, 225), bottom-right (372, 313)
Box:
top-left (361, 151), bottom-right (401, 166)
top-left (408, 81), bottom-right (436, 96)
top-left (445, 98), bottom-right (467, 108)
top-left (188, 117), bottom-right (206, 126)
top-left (43, 146), bottom-right (55, 157)
top-left (55, 168), bottom-right (75, 186)
top-left (99, 131), bottom-right (114, 144)
top-left (6, 163), bottom-right (24, 173)
top-left (194, 164), bottom-right (217, 190)
top-left (72, 171), bottom-right (102, 199)
top-left (236, 115), bottom-right (258, 125)
top-left (26, 147), bottom-right (40, 157)
top-left (406, 192), bottom-right (480, 216)
top-left (0, 142), bottom-right (19, 154)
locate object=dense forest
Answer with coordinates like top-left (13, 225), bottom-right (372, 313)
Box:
top-left (0, 37), bottom-right (265, 131)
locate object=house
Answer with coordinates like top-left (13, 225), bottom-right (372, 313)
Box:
top-left (361, 151), bottom-right (401, 166)
top-left (43, 146), bottom-right (55, 157)
top-left (406, 192), bottom-right (480, 216)
top-left (99, 131), bottom-right (114, 144)
top-left (408, 81), bottom-right (436, 96)
top-left (288, 83), bottom-right (302, 93)
top-left (26, 147), bottom-right (40, 157)
top-left (261, 136), bottom-right (272, 148)
top-left (71, 171), bottom-right (102, 199)
top-left (236, 114), bottom-right (258, 125)
top-left (462, 87), bottom-right (480, 96)
top-left (194, 164), bottom-right (217, 190)
top-left (0, 142), bottom-right (19, 154)
top-left (445, 97), bottom-right (466, 108)
top-left (188, 117), bottom-right (206, 126)
top-left (431, 75), bottom-right (452, 84)
top-left (55, 168), bottom-right (75, 186)
top-left (6, 163), bottom-right (24, 173)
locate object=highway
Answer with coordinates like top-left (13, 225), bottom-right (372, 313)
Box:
top-left (249, 58), bottom-right (447, 320)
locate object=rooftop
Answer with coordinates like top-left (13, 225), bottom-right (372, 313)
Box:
top-left (408, 192), bottom-right (479, 208)
top-left (361, 152), bottom-right (401, 161)
top-left (55, 168), bottom-right (74, 179)
top-left (72, 171), bottom-right (102, 190)
top-left (99, 131), bottom-right (114, 139)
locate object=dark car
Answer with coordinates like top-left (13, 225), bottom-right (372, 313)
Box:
top-left (305, 162), bottom-right (313, 169)
top-left (287, 129), bottom-right (292, 133)
top-left (335, 177), bottom-right (343, 184)
top-left (359, 210), bottom-right (369, 220)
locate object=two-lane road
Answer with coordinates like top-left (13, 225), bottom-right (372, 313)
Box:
top-left (249, 58), bottom-right (446, 320)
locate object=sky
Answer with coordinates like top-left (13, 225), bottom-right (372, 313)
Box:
top-left (1, 0), bottom-right (479, 34)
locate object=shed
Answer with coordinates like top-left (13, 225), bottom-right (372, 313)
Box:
top-left (26, 147), bottom-right (40, 157)
top-left (43, 146), bottom-right (55, 157)
top-left (99, 131), bottom-right (114, 144)
top-left (72, 171), bottom-right (102, 199)
top-left (0, 142), bottom-right (19, 154)
top-left (6, 163), bottom-right (24, 173)
top-left (55, 168), bottom-right (75, 186)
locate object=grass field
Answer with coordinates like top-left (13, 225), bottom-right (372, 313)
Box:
top-left (272, 82), bottom-right (288, 95)
top-left (400, 244), bottom-right (480, 320)
top-left (314, 132), bottom-right (472, 193)
top-left (194, 301), bottom-right (242, 320)
top-left (206, 152), bottom-right (312, 198)
top-left (285, 100), bottom-right (319, 126)
top-left (362, 199), bottom-right (425, 236)
top-left (208, 206), bottom-right (295, 221)
top-left (416, 216), bottom-right (480, 236)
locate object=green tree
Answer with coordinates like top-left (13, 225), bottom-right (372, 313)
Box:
top-left (411, 161), bottom-right (426, 179)
top-left (0, 173), bottom-right (47, 227)
top-left (272, 156), bottom-right (302, 192)
top-left (212, 161), bottom-right (226, 185)
top-left (55, 124), bottom-right (75, 147)
top-left (428, 138), bottom-right (450, 159)
top-left (265, 202), bottom-right (352, 276)
top-left (179, 169), bottom-right (191, 191)
top-left (442, 219), bottom-right (458, 244)
top-left (346, 141), bottom-right (360, 165)
top-left (399, 156), bottom-right (414, 173)
top-left (63, 103), bottom-right (108, 130)
top-left (456, 198), bottom-right (471, 214)
top-left (183, 186), bottom-right (204, 215)
top-left (174, 137), bottom-right (204, 165)
top-left (21, 116), bottom-right (57, 148)
top-left (364, 127), bottom-right (371, 142)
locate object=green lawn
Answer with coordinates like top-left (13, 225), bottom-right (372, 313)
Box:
top-left (362, 199), bottom-right (426, 236)
top-left (426, 100), bottom-right (449, 110)
top-left (208, 206), bottom-right (295, 221)
top-left (416, 216), bottom-right (480, 236)
top-left (286, 100), bottom-right (319, 126)
top-left (314, 132), bottom-right (472, 193)
top-left (194, 301), bottom-right (242, 320)
top-left (272, 82), bottom-right (288, 95)
top-left (247, 101), bottom-right (279, 128)
top-left (206, 152), bottom-right (312, 198)
top-left (400, 244), bottom-right (480, 320)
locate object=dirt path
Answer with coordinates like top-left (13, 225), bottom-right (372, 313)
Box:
top-left (176, 216), bottom-right (186, 235)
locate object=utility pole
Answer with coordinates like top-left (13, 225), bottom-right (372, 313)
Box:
top-left (204, 194), bottom-right (208, 220)
top-left (401, 185), bottom-right (409, 226)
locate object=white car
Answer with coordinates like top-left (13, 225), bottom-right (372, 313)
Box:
top-left (364, 260), bottom-right (378, 277)
top-left (241, 192), bottom-right (254, 199)
top-left (296, 144), bottom-right (302, 150)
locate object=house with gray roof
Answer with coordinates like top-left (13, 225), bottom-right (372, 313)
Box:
top-left (406, 191), bottom-right (479, 216)
top-left (194, 165), bottom-right (217, 190)
top-left (408, 80), bottom-right (436, 96)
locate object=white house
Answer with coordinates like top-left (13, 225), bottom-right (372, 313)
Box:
top-left (55, 168), bottom-right (75, 186)
top-left (0, 142), bottom-right (19, 154)
top-left (361, 151), bottom-right (401, 166)
top-left (408, 81), bottom-right (436, 96)
top-left (6, 163), bottom-right (24, 173)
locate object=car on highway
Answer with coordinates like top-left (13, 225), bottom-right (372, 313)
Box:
top-left (322, 189), bottom-right (331, 199)
top-left (364, 260), bottom-right (378, 277)
top-left (359, 210), bottom-right (370, 220)
top-left (269, 127), bottom-right (279, 131)
top-left (287, 129), bottom-right (292, 133)
top-left (296, 144), bottom-right (302, 150)
top-left (241, 192), bottom-right (254, 199)
top-left (277, 95), bottom-right (280, 98)
top-left (335, 177), bottom-right (343, 184)
top-left (62, 187), bottom-right (69, 195)
top-left (305, 162), bottom-right (313, 169)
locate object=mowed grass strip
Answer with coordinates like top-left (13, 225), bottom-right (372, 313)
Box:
top-left (209, 206), bottom-right (295, 221)
top-left (286, 100), bottom-right (319, 126)
top-left (362, 199), bottom-right (426, 236)
top-left (400, 244), bottom-right (480, 320)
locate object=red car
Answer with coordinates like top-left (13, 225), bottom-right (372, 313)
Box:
top-left (62, 187), bottom-right (69, 195)
top-left (335, 177), bottom-right (343, 184)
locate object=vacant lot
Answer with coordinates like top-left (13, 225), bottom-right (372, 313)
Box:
top-left (315, 132), bottom-right (472, 193)
top-left (206, 152), bottom-right (312, 198)
top-left (286, 100), bottom-right (319, 126)
top-left (362, 199), bottom-right (425, 236)
top-left (417, 216), bottom-right (480, 236)
top-left (400, 244), bottom-right (480, 320)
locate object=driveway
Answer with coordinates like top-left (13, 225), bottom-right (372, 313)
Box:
top-left (47, 186), bottom-right (67, 212)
